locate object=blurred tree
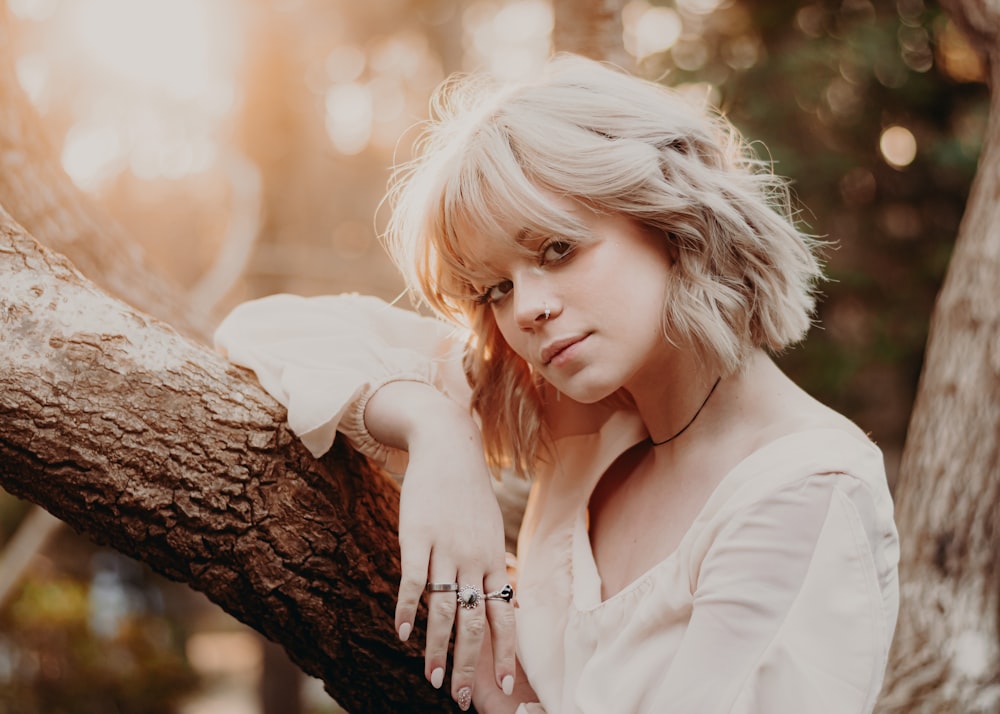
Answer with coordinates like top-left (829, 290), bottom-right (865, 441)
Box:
top-left (875, 0), bottom-right (1000, 710)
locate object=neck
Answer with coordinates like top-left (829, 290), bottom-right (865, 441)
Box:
top-left (626, 351), bottom-right (726, 448)
top-left (647, 376), bottom-right (721, 446)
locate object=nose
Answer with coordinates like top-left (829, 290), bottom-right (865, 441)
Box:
top-left (513, 274), bottom-right (558, 330)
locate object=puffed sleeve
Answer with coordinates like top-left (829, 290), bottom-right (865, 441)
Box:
top-left (214, 293), bottom-right (469, 470)
top-left (648, 472), bottom-right (898, 714)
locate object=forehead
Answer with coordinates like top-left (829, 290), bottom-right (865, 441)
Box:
top-left (444, 186), bottom-right (589, 276)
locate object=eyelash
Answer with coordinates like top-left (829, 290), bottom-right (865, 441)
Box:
top-left (475, 239), bottom-right (576, 306)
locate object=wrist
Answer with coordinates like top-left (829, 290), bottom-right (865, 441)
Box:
top-left (365, 379), bottom-right (480, 451)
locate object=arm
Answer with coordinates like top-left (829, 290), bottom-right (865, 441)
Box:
top-left (214, 293), bottom-right (468, 465)
top-left (216, 294), bottom-right (518, 708)
top-left (366, 381), bottom-right (516, 707)
top-left (647, 474), bottom-right (897, 714)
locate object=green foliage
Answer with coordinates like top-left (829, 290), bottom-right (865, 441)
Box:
top-left (0, 570), bottom-right (200, 714)
top-left (641, 0), bottom-right (988, 456)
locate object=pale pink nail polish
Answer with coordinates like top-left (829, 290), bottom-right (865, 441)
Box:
top-left (398, 622), bottom-right (411, 642)
top-left (502, 674), bottom-right (514, 695)
top-left (431, 667), bottom-right (445, 689)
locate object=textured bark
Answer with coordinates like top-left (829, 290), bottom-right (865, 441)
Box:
top-left (876, 3), bottom-right (1000, 711)
top-left (552, 0), bottom-right (629, 68)
top-left (0, 214), bottom-right (459, 713)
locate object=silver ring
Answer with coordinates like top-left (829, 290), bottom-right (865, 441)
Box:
top-left (543, 303), bottom-right (551, 320)
top-left (484, 584), bottom-right (515, 603)
top-left (456, 584), bottom-right (482, 609)
top-left (425, 582), bottom-right (459, 593)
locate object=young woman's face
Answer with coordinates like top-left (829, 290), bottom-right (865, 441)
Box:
top-left (469, 194), bottom-right (677, 404)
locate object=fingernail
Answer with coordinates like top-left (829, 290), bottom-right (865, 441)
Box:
top-left (456, 687), bottom-right (472, 711)
top-left (502, 674), bottom-right (514, 695)
top-left (431, 667), bottom-right (444, 689)
top-left (397, 622), bottom-right (411, 642)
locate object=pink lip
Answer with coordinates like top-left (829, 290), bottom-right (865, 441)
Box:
top-left (541, 335), bottom-right (588, 366)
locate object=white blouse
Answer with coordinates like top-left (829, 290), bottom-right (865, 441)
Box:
top-left (216, 293), bottom-right (900, 714)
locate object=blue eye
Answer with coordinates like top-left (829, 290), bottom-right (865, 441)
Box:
top-left (541, 240), bottom-right (573, 264)
top-left (478, 279), bottom-right (513, 305)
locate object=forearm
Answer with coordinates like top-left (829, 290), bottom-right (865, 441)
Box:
top-left (364, 379), bottom-right (481, 453)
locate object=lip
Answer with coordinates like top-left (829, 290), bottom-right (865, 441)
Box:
top-left (540, 334), bottom-right (588, 366)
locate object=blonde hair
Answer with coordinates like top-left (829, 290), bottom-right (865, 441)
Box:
top-left (384, 53), bottom-right (822, 477)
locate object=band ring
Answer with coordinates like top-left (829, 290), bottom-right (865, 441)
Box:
top-left (425, 582), bottom-right (459, 593)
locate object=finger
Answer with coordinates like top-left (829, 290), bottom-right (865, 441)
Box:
top-left (424, 559), bottom-right (459, 689)
top-left (395, 538), bottom-right (431, 642)
top-left (450, 579), bottom-right (487, 711)
top-left (484, 575), bottom-right (517, 695)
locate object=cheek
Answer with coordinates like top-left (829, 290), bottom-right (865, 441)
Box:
top-left (492, 311), bottom-right (529, 360)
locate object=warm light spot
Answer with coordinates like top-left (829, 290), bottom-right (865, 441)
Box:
top-left (795, 5), bottom-right (825, 38)
top-left (186, 631), bottom-right (262, 676)
top-left (325, 82), bottom-right (374, 155)
top-left (8, 0), bottom-right (57, 21)
top-left (825, 77), bottom-right (862, 119)
top-left (672, 38), bottom-right (709, 72)
top-left (61, 124), bottom-right (124, 190)
top-left (677, 0), bottom-right (724, 14)
top-left (68, 0), bottom-right (225, 101)
top-left (724, 34), bottom-right (761, 70)
top-left (15, 55), bottom-right (49, 108)
top-left (465, 0), bottom-right (551, 79)
top-left (369, 32), bottom-right (430, 79)
top-left (26, 0), bottom-right (245, 187)
top-left (936, 20), bottom-right (985, 84)
top-left (879, 125), bottom-right (917, 169)
top-left (625, 4), bottom-right (683, 60)
top-left (325, 45), bottom-right (367, 84)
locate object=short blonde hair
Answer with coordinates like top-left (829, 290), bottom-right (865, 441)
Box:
top-left (384, 53), bottom-right (822, 477)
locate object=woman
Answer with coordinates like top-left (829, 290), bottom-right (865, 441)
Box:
top-left (216, 54), bottom-right (899, 713)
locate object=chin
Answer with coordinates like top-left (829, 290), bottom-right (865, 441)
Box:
top-left (554, 381), bottom-right (618, 405)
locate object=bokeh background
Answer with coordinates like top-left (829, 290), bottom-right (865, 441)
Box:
top-left (0, 0), bottom-right (987, 711)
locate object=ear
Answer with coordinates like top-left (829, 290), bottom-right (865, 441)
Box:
top-left (657, 228), bottom-right (680, 264)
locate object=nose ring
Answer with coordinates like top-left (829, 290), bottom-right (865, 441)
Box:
top-left (543, 303), bottom-right (551, 320)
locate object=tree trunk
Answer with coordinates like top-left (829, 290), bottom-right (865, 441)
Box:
top-left (876, 2), bottom-right (1000, 711)
top-left (0, 214), bottom-right (459, 713)
top-left (552, 0), bottom-right (629, 69)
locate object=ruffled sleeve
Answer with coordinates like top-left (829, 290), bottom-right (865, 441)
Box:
top-left (214, 293), bottom-right (469, 469)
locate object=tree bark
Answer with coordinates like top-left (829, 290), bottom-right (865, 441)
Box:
top-left (876, 3), bottom-right (1000, 712)
top-left (0, 213), bottom-right (459, 713)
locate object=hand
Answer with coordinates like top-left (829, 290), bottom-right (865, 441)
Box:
top-left (364, 381), bottom-right (517, 710)
top-left (473, 632), bottom-right (538, 714)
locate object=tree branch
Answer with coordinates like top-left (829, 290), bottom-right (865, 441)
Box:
top-left (0, 212), bottom-right (459, 713)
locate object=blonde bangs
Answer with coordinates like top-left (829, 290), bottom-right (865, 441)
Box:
top-left (418, 125), bottom-right (593, 314)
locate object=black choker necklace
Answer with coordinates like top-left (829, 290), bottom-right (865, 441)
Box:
top-left (648, 377), bottom-right (722, 446)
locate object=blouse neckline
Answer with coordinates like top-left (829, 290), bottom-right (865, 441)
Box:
top-left (568, 426), bottom-right (880, 613)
